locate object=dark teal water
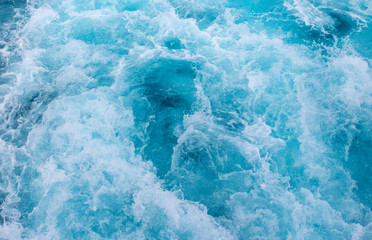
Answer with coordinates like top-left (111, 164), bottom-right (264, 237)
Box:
top-left (0, 0), bottom-right (371, 239)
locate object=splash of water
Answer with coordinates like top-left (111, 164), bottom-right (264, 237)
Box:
top-left (0, 0), bottom-right (371, 239)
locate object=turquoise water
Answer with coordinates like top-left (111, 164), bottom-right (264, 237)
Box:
top-left (0, 0), bottom-right (371, 239)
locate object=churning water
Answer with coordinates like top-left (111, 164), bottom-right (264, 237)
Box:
top-left (0, 0), bottom-right (371, 239)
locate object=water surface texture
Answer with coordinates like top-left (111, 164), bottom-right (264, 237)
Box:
top-left (0, 0), bottom-right (372, 239)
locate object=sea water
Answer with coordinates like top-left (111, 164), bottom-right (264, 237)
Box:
top-left (0, 0), bottom-right (371, 239)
